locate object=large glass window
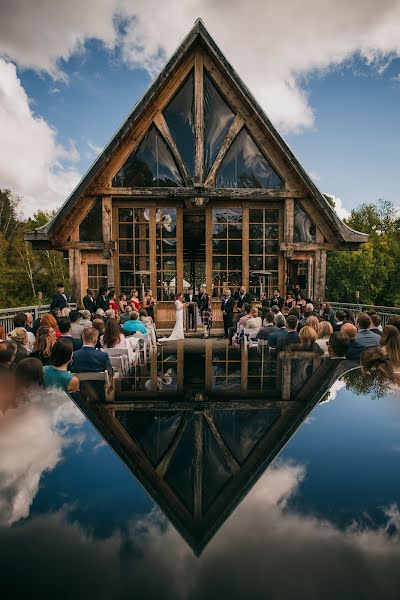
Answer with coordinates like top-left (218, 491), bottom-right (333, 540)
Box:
top-left (156, 208), bottom-right (177, 301)
top-left (294, 204), bottom-right (316, 242)
top-left (212, 208), bottom-right (242, 299)
top-left (249, 208), bottom-right (280, 299)
top-left (87, 264), bottom-right (108, 297)
top-left (204, 71), bottom-right (235, 176)
top-left (112, 126), bottom-right (184, 188)
top-left (216, 128), bottom-right (283, 189)
top-left (79, 199), bottom-right (103, 242)
top-left (118, 207), bottom-right (150, 296)
top-left (163, 70), bottom-right (195, 178)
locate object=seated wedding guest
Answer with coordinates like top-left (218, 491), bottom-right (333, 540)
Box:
top-left (0, 340), bottom-right (17, 370)
top-left (101, 318), bottom-right (127, 350)
top-left (343, 308), bottom-right (355, 325)
top-left (120, 305), bottom-right (133, 324)
top-left (333, 310), bottom-right (346, 332)
top-left (267, 315), bottom-right (287, 349)
top-left (92, 318), bottom-right (106, 349)
top-left (306, 315), bottom-right (320, 336)
top-left (256, 312), bottom-right (277, 341)
top-left (327, 332), bottom-right (350, 359)
top-left (41, 313), bottom-right (60, 338)
top-left (346, 313), bottom-right (380, 362)
top-left (122, 312), bottom-right (148, 336)
top-left (119, 293), bottom-right (128, 313)
top-left (58, 317), bottom-right (83, 351)
top-left (276, 314), bottom-right (300, 351)
top-left (304, 303), bottom-right (316, 317)
top-left (246, 307), bottom-right (262, 329)
top-left (15, 358), bottom-right (44, 393)
top-left (360, 346), bottom-right (400, 385)
top-left (24, 311), bottom-right (34, 333)
top-left (285, 292), bottom-right (296, 309)
top-left (12, 312), bottom-right (35, 352)
top-left (316, 321), bottom-right (333, 355)
top-left (380, 325), bottom-right (400, 370)
top-left (43, 339), bottom-right (79, 392)
top-left (0, 325), bottom-right (5, 342)
top-left (319, 302), bottom-right (336, 327)
top-left (291, 325), bottom-right (322, 354)
top-left (31, 331), bottom-right (56, 365)
top-left (79, 310), bottom-right (92, 328)
top-left (237, 302), bottom-right (250, 321)
top-left (70, 328), bottom-right (112, 374)
top-left (105, 308), bottom-right (116, 320)
top-left (370, 313), bottom-right (382, 335)
top-left (94, 308), bottom-right (106, 322)
top-left (387, 315), bottom-right (400, 332)
top-left (70, 310), bottom-right (85, 340)
top-left (61, 307), bottom-right (71, 317)
top-left (238, 305), bottom-right (252, 328)
top-left (139, 308), bottom-right (158, 349)
top-left (108, 292), bottom-right (118, 314)
top-left (271, 304), bottom-right (282, 318)
top-left (130, 289), bottom-right (141, 312)
top-left (8, 329), bottom-right (29, 363)
top-left (83, 288), bottom-right (96, 314)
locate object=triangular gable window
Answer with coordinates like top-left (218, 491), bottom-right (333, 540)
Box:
top-left (112, 125), bottom-right (184, 187)
top-left (204, 71), bottom-right (235, 175)
top-left (216, 127), bottom-right (283, 189)
top-left (294, 204), bottom-right (316, 242)
top-left (163, 70), bottom-right (195, 177)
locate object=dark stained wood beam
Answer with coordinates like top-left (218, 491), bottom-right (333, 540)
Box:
top-left (194, 414), bottom-right (204, 519)
top-left (204, 113), bottom-right (244, 187)
top-left (88, 187), bottom-right (305, 199)
top-left (154, 112), bottom-right (193, 186)
top-left (204, 411), bottom-right (240, 474)
top-left (156, 413), bottom-right (189, 477)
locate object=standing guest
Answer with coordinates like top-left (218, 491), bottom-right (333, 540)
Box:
top-left (120, 305), bottom-right (133, 325)
top-left (0, 340), bottom-right (17, 370)
top-left (79, 310), bottom-right (92, 328)
top-left (276, 314), bottom-right (300, 350)
top-left (380, 325), bottom-right (400, 369)
top-left (221, 289), bottom-right (235, 339)
top-left (246, 307), bottom-right (262, 330)
top-left (267, 315), bottom-right (287, 349)
top-left (101, 318), bottom-right (127, 350)
top-left (50, 283), bottom-right (69, 311)
top-left (58, 317), bottom-right (83, 352)
top-left (184, 287), bottom-right (197, 329)
top-left (96, 288), bottom-right (109, 313)
top-left (197, 286), bottom-right (213, 339)
top-left (316, 321), bottom-right (333, 355)
top-left (370, 314), bottom-right (383, 335)
top-left (343, 308), bottom-right (355, 325)
top-left (0, 325), bottom-right (5, 342)
top-left (260, 293), bottom-right (269, 308)
top-left (119, 293), bottom-right (128, 314)
top-left (12, 312), bottom-right (36, 352)
top-left (31, 330), bottom-right (56, 366)
top-left (346, 313), bottom-right (380, 362)
top-left (333, 310), bottom-right (346, 332)
top-left (285, 292), bottom-right (296, 309)
top-left (143, 289), bottom-right (156, 321)
top-left (269, 289), bottom-right (284, 310)
top-left (237, 286), bottom-right (252, 309)
top-left (122, 312), bottom-right (148, 336)
top-left (70, 328), bottom-right (112, 374)
top-left (43, 339), bottom-right (79, 392)
top-left (256, 312), bottom-right (277, 341)
top-left (83, 288), bottom-right (96, 314)
top-left (41, 313), bottom-right (61, 337)
top-left (108, 292), bottom-right (118, 314)
top-left (327, 332), bottom-right (351, 359)
top-left (130, 289), bottom-right (141, 312)
top-left (70, 310), bottom-right (85, 340)
top-left (8, 329), bottom-right (29, 363)
top-left (15, 358), bottom-right (44, 393)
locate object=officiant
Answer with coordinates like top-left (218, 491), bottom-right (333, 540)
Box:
top-left (184, 287), bottom-right (198, 330)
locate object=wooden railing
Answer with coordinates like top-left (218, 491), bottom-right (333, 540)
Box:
top-left (328, 302), bottom-right (400, 325)
top-left (0, 303), bottom-right (77, 335)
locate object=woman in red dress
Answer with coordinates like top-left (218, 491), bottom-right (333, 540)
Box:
top-left (130, 289), bottom-right (141, 312)
top-left (108, 292), bottom-right (118, 314)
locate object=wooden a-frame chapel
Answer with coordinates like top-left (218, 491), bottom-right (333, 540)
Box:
top-left (26, 19), bottom-right (367, 328)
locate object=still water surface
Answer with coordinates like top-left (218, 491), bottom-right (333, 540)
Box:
top-left (1, 341), bottom-right (400, 599)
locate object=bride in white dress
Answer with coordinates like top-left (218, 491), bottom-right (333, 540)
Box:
top-left (159, 292), bottom-right (185, 341)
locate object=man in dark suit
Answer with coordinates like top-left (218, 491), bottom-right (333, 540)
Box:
top-left (70, 327), bottom-right (112, 374)
top-left (221, 289), bottom-right (235, 338)
top-left (184, 287), bottom-right (198, 329)
top-left (50, 283), bottom-right (69, 311)
top-left (96, 287), bottom-right (109, 312)
top-left (269, 289), bottom-right (284, 310)
top-left (267, 315), bottom-right (287, 349)
top-left (333, 310), bottom-right (346, 332)
top-left (83, 288), bottom-right (96, 314)
top-left (346, 313), bottom-right (380, 362)
top-left (58, 317), bottom-right (83, 352)
top-left (256, 312), bottom-right (277, 341)
top-left (237, 286), bottom-right (252, 309)
top-left (276, 314), bottom-right (300, 351)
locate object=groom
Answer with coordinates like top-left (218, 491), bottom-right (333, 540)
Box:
top-left (197, 285), bottom-right (212, 339)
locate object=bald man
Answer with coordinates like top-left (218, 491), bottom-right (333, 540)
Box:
top-left (340, 322), bottom-right (357, 339)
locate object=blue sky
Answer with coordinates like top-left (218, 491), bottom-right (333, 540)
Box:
top-left (2, 2), bottom-right (400, 218)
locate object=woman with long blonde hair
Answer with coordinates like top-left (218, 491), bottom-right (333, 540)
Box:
top-left (305, 315), bottom-right (319, 335)
top-left (316, 321), bottom-right (333, 355)
top-left (381, 325), bottom-right (400, 370)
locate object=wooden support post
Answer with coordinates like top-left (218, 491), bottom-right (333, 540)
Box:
top-left (102, 196), bottom-right (114, 287)
top-left (205, 206), bottom-right (212, 295)
top-left (194, 49), bottom-right (204, 184)
top-left (313, 250), bottom-right (321, 302)
top-left (284, 198), bottom-right (294, 244)
top-left (320, 249), bottom-right (327, 300)
top-left (280, 356), bottom-right (292, 401)
top-left (242, 203), bottom-right (249, 290)
top-left (176, 206), bottom-right (184, 294)
top-left (194, 414), bottom-right (203, 520)
top-left (68, 248), bottom-right (82, 303)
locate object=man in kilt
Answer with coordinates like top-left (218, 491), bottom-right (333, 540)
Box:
top-left (197, 286), bottom-right (213, 338)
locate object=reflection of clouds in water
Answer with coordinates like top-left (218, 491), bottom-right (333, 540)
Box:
top-left (2, 461), bottom-right (400, 598)
top-left (0, 388), bottom-right (85, 526)
top-left (319, 377), bottom-right (347, 405)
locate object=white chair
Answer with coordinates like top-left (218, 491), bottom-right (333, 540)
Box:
top-left (243, 328), bottom-right (260, 347)
top-left (73, 371), bottom-right (110, 385)
top-left (133, 332), bottom-right (150, 364)
top-left (109, 355), bottom-right (124, 377)
top-left (102, 348), bottom-right (129, 375)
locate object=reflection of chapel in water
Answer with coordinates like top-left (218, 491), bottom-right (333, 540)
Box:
top-left (26, 20), bottom-right (367, 328)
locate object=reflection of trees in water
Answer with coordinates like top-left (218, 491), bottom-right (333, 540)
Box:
top-left (341, 369), bottom-right (393, 400)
